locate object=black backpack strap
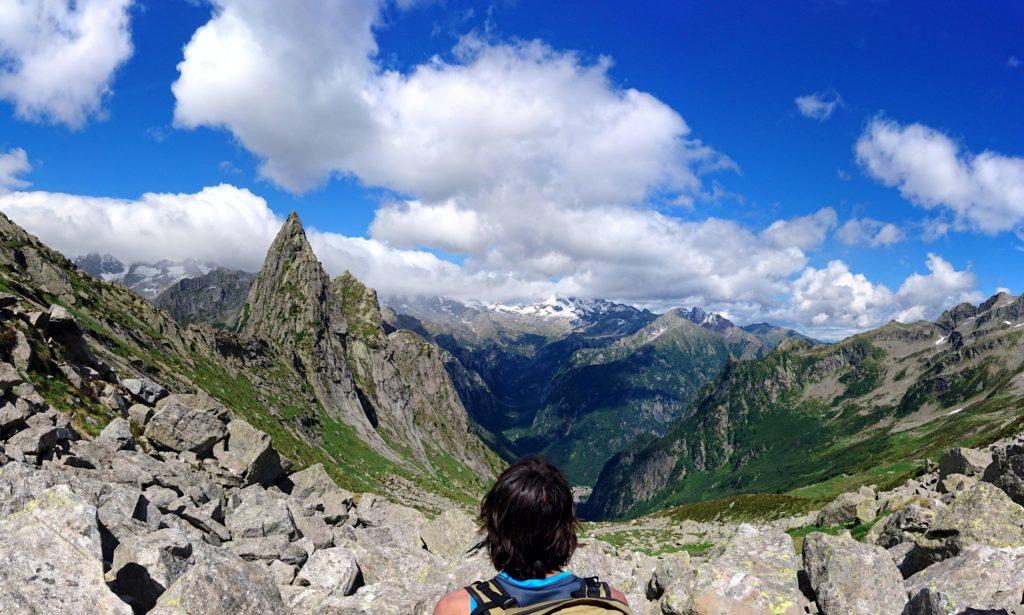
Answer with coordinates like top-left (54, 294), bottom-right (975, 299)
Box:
top-left (467, 579), bottom-right (518, 614)
top-left (571, 576), bottom-right (612, 599)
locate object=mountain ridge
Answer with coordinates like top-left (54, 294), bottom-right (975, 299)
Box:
top-left (583, 291), bottom-right (1024, 519)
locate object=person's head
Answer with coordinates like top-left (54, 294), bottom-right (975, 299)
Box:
top-left (478, 455), bottom-right (579, 579)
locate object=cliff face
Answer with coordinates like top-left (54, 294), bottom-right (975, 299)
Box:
top-left (153, 267), bottom-right (255, 329)
top-left (237, 213), bottom-right (389, 459)
top-left (336, 272), bottom-right (500, 478)
top-left (584, 299), bottom-right (1024, 519)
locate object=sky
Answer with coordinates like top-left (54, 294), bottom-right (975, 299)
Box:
top-left (0, 0), bottom-right (1021, 340)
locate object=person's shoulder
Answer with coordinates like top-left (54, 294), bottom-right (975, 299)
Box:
top-left (433, 588), bottom-right (471, 615)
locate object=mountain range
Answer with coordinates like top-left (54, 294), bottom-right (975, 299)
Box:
top-left (62, 225), bottom-right (1024, 524)
top-left (74, 253), bottom-right (217, 298)
top-left (583, 292), bottom-right (1024, 519)
top-left (141, 266), bottom-right (820, 484)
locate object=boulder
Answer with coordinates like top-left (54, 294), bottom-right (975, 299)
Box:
top-left (663, 524), bottom-right (806, 615)
top-left (213, 419), bottom-right (283, 487)
top-left (288, 462), bottom-right (340, 499)
top-left (98, 417), bottom-right (135, 451)
top-left (0, 400), bottom-right (33, 431)
top-left (0, 485), bottom-right (131, 614)
top-left (128, 403), bottom-right (154, 427)
top-left (97, 484), bottom-right (152, 545)
top-left (936, 472), bottom-right (976, 494)
top-left (5, 423), bottom-right (59, 456)
top-left (815, 490), bottom-right (876, 526)
top-left (106, 528), bottom-right (194, 612)
top-left (267, 559), bottom-right (298, 585)
top-left (226, 489), bottom-right (296, 539)
top-left (149, 548), bottom-right (285, 614)
top-left (802, 532), bottom-right (906, 615)
top-left (291, 506), bottom-right (335, 551)
top-left (46, 304), bottom-right (78, 331)
top-left (0, 361), bottom-right (21, 392)
top-left (121, 377), bottom-right (169, 405)
top-left (357, 492), bottom-right (428, 549)
top-left (321, 489), bottom-right (355, 524)
top-left (871, 504), bottom-right (935, 548)
top-left (982, 443), bottom-right (1024, 506)
top-left (144, 402), bottom-right (226, 456)
top-left (915, 481), bottom-right (1024, 564)
top-left (646, 552), bottom-right (693, 600)
top-left (10, 330), bottom-right (31, 371)
top-left (420, 508), bottom-right (479, 559)
top-left (904, 545), bottom-right (1024, 614)
top-left (228, 535), bottom-right (308, 566)
top-left (938, 446), bottom-right (993, 479)
top-left (157, 393), bottom-right (230, 422)
top-left (294, 546), bottom-right (361, 595)
top-left (569, 539), bottom-right (655, 598)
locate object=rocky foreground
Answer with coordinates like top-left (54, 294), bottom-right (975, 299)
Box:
top-left (0, 310), bottom-right (1023, 613)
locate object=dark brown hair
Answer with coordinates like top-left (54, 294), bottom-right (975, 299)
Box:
top-left (479, 455), bottom-right (579, 580)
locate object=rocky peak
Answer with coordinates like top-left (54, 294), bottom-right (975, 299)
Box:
top-left (238, 212), bottom-right (343, 345)
top-left (334, 271), bottom-right (384, 349)
top-left (936, 302), bottom-right (979, 332)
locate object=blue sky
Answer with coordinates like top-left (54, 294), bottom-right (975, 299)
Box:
top-left (0, 0), bottom-right (1021, 339)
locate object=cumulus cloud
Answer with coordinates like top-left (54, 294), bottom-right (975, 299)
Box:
top-left (761, 208), bottom-right (837, 250)
top-left (171, 0), bottom-right (834, 317)
top-left (0, 148), bottom-right (30, 192)
top-left (785, 254), bottom-right (981, 338)
top-left (0, 0), bottom-right (134, 128)
top-left (0, 184), bottom-right (281, 269)
top-left (795, 91), bottom-right (842, 120)
top-left (0, 180), bottom-right (817, 314)
top-left (789, 260), bottom-right (894, 331)
top-left (173, 2), bottom-right (727, 199)
top-left (892, 253), bottom-right (984, 322)
top-left (856, 117), bottom-right (1024, 233)
top-left (0, 182), bottom-right (987, 340)
top-left (836, 217), bottom-right (905, 247)
top-left (0, 183), bottom-right (556, 301)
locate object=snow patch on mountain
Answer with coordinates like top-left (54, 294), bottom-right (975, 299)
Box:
top-left (74, 253), bottom-right (217, 298)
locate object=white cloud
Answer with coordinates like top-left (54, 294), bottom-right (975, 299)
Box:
top-left (836, 217), bottom-right (905, 247)
top-left (0, 148), bottom-right (30, 192)
top-left (795, 91), bottom-right (842, 120)
top-left (0, 183), bottom-right (555, 301)
top-left (789, 260), bottom-right (894, 332)
top-left (856, 117), bottom-right (1024, 234)
top-left (784, 254), bottom-right (981, 338)
top-left (0, 0), bottom-right (134, 128)
top-left (0, 180), bottom-right (817, 313)
top-left (173, 0), bottom-right (731, 198)
top-left (1009, 56), bottom-right (1021, 68)
top-left (0, 182), bottom-right (988, 341)
top-left (892, 253), bottom-right (983, 322)
top-left (761, 208), bottom-right (837, 250)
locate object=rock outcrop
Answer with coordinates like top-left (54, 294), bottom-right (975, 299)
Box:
top-left (153, 267), bottom-right (255, 329)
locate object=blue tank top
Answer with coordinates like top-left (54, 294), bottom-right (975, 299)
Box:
top-left (469, 571), bottom-right (583, 612)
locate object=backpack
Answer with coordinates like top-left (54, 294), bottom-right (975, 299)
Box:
top-left (466, 576), bottom-right (633, 615)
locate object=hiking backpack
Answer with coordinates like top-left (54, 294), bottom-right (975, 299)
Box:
top-left (466, 576), bottom-right (632, 615)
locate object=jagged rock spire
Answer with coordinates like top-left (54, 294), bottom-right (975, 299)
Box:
top-left (238, 211), bottom-right (340, 345)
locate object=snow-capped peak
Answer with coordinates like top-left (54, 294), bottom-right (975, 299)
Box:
top-left (485, 296), bottom-right (614, 321)
top-left (74, 253), bottom-right (217, 298)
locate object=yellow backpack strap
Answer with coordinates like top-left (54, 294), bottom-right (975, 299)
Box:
top-left (467, 579), bottom-right (518, 614)
top-left (502, 597), bottom-right (633, 615)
